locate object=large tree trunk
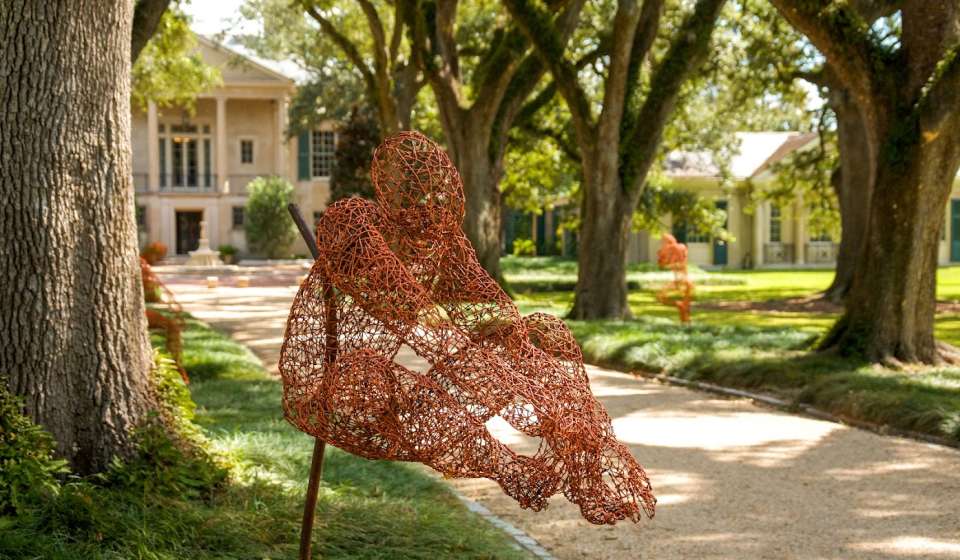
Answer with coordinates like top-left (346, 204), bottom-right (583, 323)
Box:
top-left (821, 132), bottom-right (960, 363)
top-left (569, 163), bottom-right (633, 319)
top-left (823, 87), bottom-right (873, 303)
top-left (446, 123), bottom-right (506, 285)
top-left (0, 1), bottom-right (154, 474)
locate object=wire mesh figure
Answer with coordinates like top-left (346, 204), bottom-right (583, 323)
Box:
top-left (656, 233), bottom-right (694, 323)
top-left (279, 131), bottom-right (655, 524)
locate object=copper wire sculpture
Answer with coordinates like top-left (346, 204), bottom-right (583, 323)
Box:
top-left (656, 233), bottom-right (694, 323)
top-left (279, 131), bottom-right (655, 525)
top-left (141, 257), bottom-right (189, 382)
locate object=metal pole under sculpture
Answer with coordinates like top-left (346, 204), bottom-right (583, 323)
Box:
top-left (287, 203), bottom-right (332, 560)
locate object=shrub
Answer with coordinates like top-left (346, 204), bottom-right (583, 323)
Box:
top-left (105, 353), bottom-right (228, 499)
top-left (0, 381), bottom-right (69, 514)
top-left (141, 241), bottom-right (167, 265)
top-left (218, 244), bottom-right (237, 264)
top-left (244, 176), bottom-right (297, 259)
top-left (512, 238), bottom-right (537, 257)
top-left (330, 105), bottom-right (379, 203)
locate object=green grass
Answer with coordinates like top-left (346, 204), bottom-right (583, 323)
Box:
top-left (508, 261), bottom-right (960, 445)
top-left (1, 318), bottom-right (531, 560)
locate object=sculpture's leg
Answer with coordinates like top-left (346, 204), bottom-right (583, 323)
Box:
top-left (299, 438), bottom-right (326, 560)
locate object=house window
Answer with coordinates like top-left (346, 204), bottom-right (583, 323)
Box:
top-left (311, 130), bottom-right (336, 178)
top-left (136, 205), bottom-right (147, 231)
top-left (232, 206), bottom-right (244, 229)
top-left (240, 139), bottom-right (254, 164)
top-left (672, 221), bottom-right (709, 244)
top-left (769, 205), bottom-right (782, 243)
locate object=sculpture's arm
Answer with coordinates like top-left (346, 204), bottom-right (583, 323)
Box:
top-left (431, 233), bottom-right (523, 341)
top-left (316, 198), bottom-right (434, 324)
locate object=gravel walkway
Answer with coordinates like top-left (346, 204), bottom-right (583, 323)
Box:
top-left (161, 271), bottom-right (960, 559)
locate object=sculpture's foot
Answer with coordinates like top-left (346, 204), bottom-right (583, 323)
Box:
top-left (497, 455), bottom-right (560, 512)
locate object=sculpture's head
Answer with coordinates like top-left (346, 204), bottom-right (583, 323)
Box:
top-left (371, 131), bottom-right (466, 232)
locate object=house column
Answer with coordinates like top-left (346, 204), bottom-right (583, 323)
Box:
top-left (276, 96), bottom-right (288, 179)
top-left (753, 201), bottom-right (764, 267)
top-left (147, 101), bottom-right (159, 192)
top-left (793, 194), bottom-right (806, 265)
top-left (216, 95), bottom-right (229, 193)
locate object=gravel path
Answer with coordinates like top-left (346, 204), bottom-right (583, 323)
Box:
top-left (162, 273), bottom-right (960, 559)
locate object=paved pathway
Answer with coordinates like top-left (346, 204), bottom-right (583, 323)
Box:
top-left (161, 269), bottom-right (960, 559)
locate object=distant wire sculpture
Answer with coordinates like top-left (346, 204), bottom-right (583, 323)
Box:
top-left (279, 131), bottom-right (655, 525)
top-left (656, 233), bottom-right (694, 323)
top-left (141, 257), bottom-right (189, 382)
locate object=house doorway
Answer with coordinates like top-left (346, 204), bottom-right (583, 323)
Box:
top-left (176, 210), bottom-right (203, 255)
top-left (951, 200), bottom-right (960, 262)
top-left (713, 200), bottom-right (729, 266)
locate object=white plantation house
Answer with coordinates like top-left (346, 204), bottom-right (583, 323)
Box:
top-left (132, 36), bottom-right (333, 257)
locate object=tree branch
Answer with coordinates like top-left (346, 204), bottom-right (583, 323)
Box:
top-left (131, 0), bottom-right (171, 62)
top-left (503, 0), bottom-right (596, 148)
top-left (303, 3), bottom-right (376, 88)
top-left (621, 0), bottom-right (727, 194)
top-left (769, 0), bottom-right (881, 105)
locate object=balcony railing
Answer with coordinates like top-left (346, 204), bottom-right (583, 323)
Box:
top-left (225, 175), bottom-right (261, 194)
top-left (159, 172), bottom-right (217, 192)
top-left (763, 242), bottom-right (795, 264)
top-left (805, 242), bottom-right (838, 264)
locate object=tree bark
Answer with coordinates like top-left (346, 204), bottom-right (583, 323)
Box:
top-left (450, 135), bottom-right (506, 284)
top-left (568, 167), bottom-right (633, 319)
top-left (0, 1), bottom-right (154, 473)
top-left (131, 0), bottom-right (171, 62)
top-left (821, 130), bottom-right (960, 364)
top-left (823, 86), bottom-right (874, 303)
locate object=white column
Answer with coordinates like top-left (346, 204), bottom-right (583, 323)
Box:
top-left (147, 101), bottom-right (159, 192)
top-left (794, 195), bottom-right (806, 265)
top-left (276, 96), bottom-right (288, 179)
top-left (753, 201), bottom-right (764, 267)
top-left (216, 96), bottom-right (229, 193)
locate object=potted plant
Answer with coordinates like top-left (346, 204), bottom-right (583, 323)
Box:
top-left (218, 244), bottom-right (238, 264)
top-left (141, 241), bottom-right (167, 265)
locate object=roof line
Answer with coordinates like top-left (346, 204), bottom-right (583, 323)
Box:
top-left (195, 34), bottom-right (295, 85)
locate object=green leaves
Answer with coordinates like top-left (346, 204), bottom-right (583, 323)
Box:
top-left (244, 176), bottom-right (299, 259)
top-left (131, 8), bottom-right (222, 111)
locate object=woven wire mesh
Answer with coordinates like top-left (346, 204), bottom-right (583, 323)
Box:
top-left (279, 131), bottom-right (655, 524)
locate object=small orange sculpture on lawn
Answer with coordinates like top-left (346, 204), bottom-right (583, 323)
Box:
top-left (279, 131), bottom-right (655, 524)
top-left (656, 233), bottom-right (694, 323)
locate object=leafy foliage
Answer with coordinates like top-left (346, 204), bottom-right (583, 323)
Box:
top-left (0, 381), bottom-right (69, 514)
top-left (244, 176), bottom-right (298, 259)
top-left (131, 7), bottom-right (222, 111)
top-left (330, 106), bottom-right (380, 202)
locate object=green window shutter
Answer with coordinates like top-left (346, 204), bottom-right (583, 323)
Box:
top-left (297, 131), bottom-right (311, 180)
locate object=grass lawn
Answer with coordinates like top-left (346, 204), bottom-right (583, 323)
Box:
top-left (508, 258), bottom-right (960, 444)
top-left (1, 317), bottom-right (531, 560)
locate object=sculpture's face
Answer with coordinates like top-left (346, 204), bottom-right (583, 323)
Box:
top-left (371, 131), bottom-right (466, 233)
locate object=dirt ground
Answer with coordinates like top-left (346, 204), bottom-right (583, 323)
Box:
top-left (160, 269), bottom-right (960, 560)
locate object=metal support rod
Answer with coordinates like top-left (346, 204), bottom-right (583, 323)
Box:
top-left (288, 203), bottom-right (328, 560)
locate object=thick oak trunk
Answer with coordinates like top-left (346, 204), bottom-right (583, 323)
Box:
top-left (821, 134), bottom-right (960, 363)
top-left (0, 1), bottom-right (154, 473)
top-left (824, 90), bottom-right (873, 303)
top-left (569, 168), bottom-right (633, 319)
top-left (447, 127), bottom-right (506, 285)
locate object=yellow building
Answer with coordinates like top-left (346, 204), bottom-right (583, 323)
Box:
top-left (132, 37), bottom-right (333, 258)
